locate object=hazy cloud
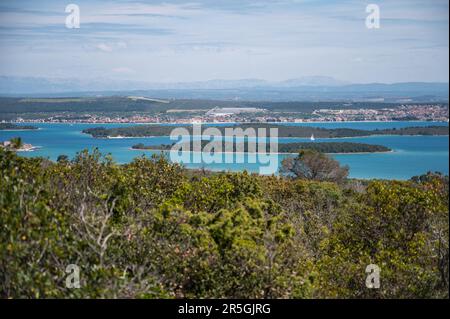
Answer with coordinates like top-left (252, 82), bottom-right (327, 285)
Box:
top-left (0, 0), bottom-right (448, 83)
top-left (96, 43), bottom-right (113, 52)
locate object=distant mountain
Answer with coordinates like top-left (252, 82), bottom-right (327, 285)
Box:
top-left (163, 79), bottom-right (269, 89)
top-left (0, 75), bottom-right (351, 93)
top-left (276, 76), bottom-right (350, 87)
top-left (0, 76), bottom-right (151, 94)
top-left (0, 76), bottom-right (448, 102)
top-left (151, 77), bottom-right (349, 89)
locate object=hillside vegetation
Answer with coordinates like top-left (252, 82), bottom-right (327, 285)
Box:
top-left (0, 97), bottom-right (415, 114)
top-left (0, 148), bottom-right (448, 298)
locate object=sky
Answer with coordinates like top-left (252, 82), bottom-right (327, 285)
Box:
top-left (0, 0), bottom-right (448, 84)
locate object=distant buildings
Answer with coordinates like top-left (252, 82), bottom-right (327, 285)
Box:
top-left (206, 107), bottom-right (266, 117)
top-left (7, 104), bottom-right (448, 124)
top-left (310, 104), bottom-right (448, 122)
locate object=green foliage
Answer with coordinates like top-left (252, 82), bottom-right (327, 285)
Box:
top-left (277, 142), bottom-right (391, 153)
top-left (0, 123), bottom-right (38, 130)
top-left (0, 148), bottom-right (448, 298)
top-left (133, 141), bottom-right (391, 154)
top-left (281, 149), bottom-right (349, 184)
top-left (83, 123), bottom-right (448, 139)
top-left (9, 137), bottom-right (23, 149)
top-left (1, 97), bottom-right (429, 120)
top-left (317, 179), bottom-right (449, 298)
top-left (56, 154), bottom-right (69, 163)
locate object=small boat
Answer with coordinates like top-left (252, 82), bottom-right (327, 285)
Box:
top-left (310, 134), bottom-right (315, 141)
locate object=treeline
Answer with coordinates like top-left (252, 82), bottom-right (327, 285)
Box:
top-left (374, 126), bottom-right (450, 135)
top-left (83, 123), bottom-right (449, 138)
top-left (0, 148), bottom-right (448, 298)
top-left (0, 123), bottom-right (38, 130)
top-left (0, 97), bottom-right (164, 114)
top-left (0, 96), bottom-right (419, 115)
top-left (278, 142), bottom-right (391, 153)
top-left (132, 141), bottom-right (391, 153)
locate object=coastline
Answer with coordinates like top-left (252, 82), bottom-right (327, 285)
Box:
top-left (0, 145), bottom-right (40, 152)
top-left (94, 133), bottom-right (449, 139)
top-left (9, 120), bottom-right (450, 125)
top-left (129, 147), bottom-right (394, 155)
top-left (17, 146), bottom-right (40, 152)
top-left (0, 128), bottom-right (40, 132)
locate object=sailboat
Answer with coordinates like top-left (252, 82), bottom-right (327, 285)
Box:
top-left (310, 134), bottom-right (315, 141)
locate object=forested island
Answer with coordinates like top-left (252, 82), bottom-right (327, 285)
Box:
top-left (132, 141), bottom-right (392, 154)
top-left (83, 124), bottom-right (449, 139)
top-left (0, 147), bottom-right (448, 298)
top-left (0, 123), bottom-right (38, 130)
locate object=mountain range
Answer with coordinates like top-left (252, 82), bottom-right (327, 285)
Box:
top-left (0, 76), bottom-right (448, 102)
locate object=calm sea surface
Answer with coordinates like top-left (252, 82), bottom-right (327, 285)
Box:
top-left (1, 121), bottom-right (448, 180)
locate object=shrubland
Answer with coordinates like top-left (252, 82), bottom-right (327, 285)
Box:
top-left (0, 148), bottom-right (448, 298)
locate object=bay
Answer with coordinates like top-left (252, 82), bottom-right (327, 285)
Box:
top-left (1, 121), bottom-right (448, 180)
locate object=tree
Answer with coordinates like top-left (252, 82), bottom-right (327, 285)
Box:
top-left (9, 137), bottom-right (23, 150)
top-left (280, 149), bottom-right (348, 184)
top-left (317, 179), bottom-right (449, 298)
top-left (57, 154), bottom-right (69, 163)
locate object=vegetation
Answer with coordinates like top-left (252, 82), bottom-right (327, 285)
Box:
top-left (83, 124), bottom-right (449, 139)
top-left (0, 147), bottom-right (448, 298)
top-left (132, 141), bottom-right (391, 153)
top-left (0, 96), bottom-right (447, 122)
top-left (278, 142), bottom-right (391, 153)
top-left (8, 137), bottom-right (23, 149)
top-left (281, 149), bottom-right (349, 184)
top-left (373, 126), bottom-right (450, 136)
top-left (0, 97), bottom-right (423, 115)
top-left (0, 123), bottom-right (38, 130)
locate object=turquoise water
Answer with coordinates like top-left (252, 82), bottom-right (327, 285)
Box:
top-left (1, 122), bottom-right (448, 180)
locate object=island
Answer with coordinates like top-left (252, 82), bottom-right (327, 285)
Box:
top-left (131, 141), bottom-right (392, 154)
top-left (83, 124), bottom-right (449, 139)
top-left (0, 123), bottom-right (38, 130)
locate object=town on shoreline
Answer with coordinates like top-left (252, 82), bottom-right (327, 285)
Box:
top-left (1, 96), bottom-right (447, 124)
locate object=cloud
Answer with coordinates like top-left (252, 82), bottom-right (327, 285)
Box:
top-left (96, 43), bottom-right (113, 52)
top-left (117, 41), bottom-right (127, 49)
top-left (0, 5), bottom-right (61, 16)
top-left (95, 42), bottom-right (128, 52)
top-left (112, 67), bottom-right (135, 74)
top-left (0, 0), bottom-right (448, 83)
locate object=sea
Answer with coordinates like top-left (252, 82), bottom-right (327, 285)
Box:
top-left (0, 121), bottom-right (448, 180)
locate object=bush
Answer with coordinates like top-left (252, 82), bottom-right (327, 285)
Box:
top-left (0, 148), bottom-right (447, 298)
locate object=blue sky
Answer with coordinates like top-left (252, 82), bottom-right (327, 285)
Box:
top-left (0, 0), bottom-right (448, 83)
